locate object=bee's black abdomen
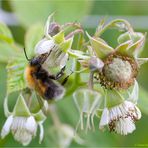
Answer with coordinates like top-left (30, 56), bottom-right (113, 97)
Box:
top-left (44, 78), bottom-right (64, 100)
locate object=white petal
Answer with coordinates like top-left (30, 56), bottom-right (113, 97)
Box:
top-left (39, 122), bottom-right (44, 144)
top-left (11, 117), bottom-right (26, 132)
top-left (35, 39), bottom-right (55, 54)
top-left (56, 53), bottom-right (68, 68)
top-left (99, 108), bottom-right (109, 130)
top-left (115, 117), bottom-right (136, 135)
top-left (14, 129), bottom-right (32, 146)
top-left (25, 116), bottom-right (37, 135)
top-left (43, 46), bottom-right (68, 68)
top-left (11, 117), bottom-right (34, 146)
top-left (1, 115), bottom-right (13, 139)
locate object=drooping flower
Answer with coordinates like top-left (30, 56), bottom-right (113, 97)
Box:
top-left (99, 100), bottom-right (141, 135)
top-left (73, 88), bottom-right (103, 131)
top-left (1, 93), bottom-right (46, 146)
top-left (49, 124), bottom-right (84, 148)
top-left (35, 14), bottom-right (77, 69)
top-left (98, 79), bottom-right (141, 135)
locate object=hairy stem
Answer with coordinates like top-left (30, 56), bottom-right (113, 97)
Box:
top-left (95, 19), bottom-right (134, 37)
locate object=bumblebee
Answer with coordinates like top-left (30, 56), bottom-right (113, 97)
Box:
top-left (24, 48), bottom-right (67, 101)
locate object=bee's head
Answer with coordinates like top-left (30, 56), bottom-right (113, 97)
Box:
top-left (23, 48), bottom-right (52, 67)
top-left (30, 54), bottom-right (49, 67)
top-left (30, 57), bottom-right (40, 66)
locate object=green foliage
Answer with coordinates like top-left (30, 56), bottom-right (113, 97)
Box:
top-left (10, 0), bottom-right (92, 27)
top-left (25, 24), bottom-right (44, 57)
top-left (139, 86), bottom-right (148, 115)
top-left (0, 22), bottom-right (14, 43)
top-left (6, 55), bottom-right (27, 94)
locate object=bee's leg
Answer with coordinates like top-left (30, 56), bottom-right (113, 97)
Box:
top-left (61, 71), bottom-right (73, 86)
top-left (55, 66), bottom-right (66, 79)
top-left (49, 66), bottom-right (66, 80)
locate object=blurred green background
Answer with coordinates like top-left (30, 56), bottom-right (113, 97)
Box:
top-left (0, 0), bottom-right (148, 147)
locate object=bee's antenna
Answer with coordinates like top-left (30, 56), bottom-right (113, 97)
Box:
top-left (23, 48), bottom-right (31, 61)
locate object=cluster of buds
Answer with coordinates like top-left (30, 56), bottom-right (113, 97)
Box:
top-left (1, 14), bottom-right (148, 147)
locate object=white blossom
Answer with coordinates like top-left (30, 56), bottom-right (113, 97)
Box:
top-left (1, 116), bottom-right (38, 146)
top-left (99, 101), bottom-right (141, 135)
top-left (35, 38), bottom-right (55, 55)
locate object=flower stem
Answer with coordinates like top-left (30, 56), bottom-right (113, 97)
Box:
top-left (88, 71), bottom-right (94, 90)
top-left (48, 105), bottom-right (61, 127)
top-left (66, 32), bottom-right (84, 95)
top-left (95, 19), bottom-right (134, 37)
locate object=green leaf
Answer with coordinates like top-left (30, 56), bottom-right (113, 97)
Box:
top-left (0, 41), bottom-right (16, 63)
top-left (0, 22), bottom-right (14, 43)
top-left (7, 54), bottom-right (27, 94)
top-left (13, 93), bottom-right (31, 116)
top-left (10, 0), bottom-right (92, 27)
top-left (25, 24), bottom-right (44, 57)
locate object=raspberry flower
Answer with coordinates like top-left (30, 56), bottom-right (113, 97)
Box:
top-left (86, 20), bottom-right (146, 90)
top-left (35, 13), bottom-right (84, 69)
top-left (1, 93), bottom-right (46, 146)
top-left (99, 80), bottom-right (141, 135)
top-left (74, 19), bottom-right (148, 135)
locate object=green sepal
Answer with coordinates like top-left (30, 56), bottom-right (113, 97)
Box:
top-left (136, 58), bottom-right (148, 66)
top-left (118, 32), bottom-right (131, 44)
top-left (86, 32), bottom-right (114, 59)
top-left (60, 37), bottom-right (73, 52)
top-left (128, 79), bottom-right (139, 104)
top-left (130, 32), bottom-right (144, 43)
top-left (127, 33), bottom-right (145, 57)
top-left (115, 40), bottom-right (131, 54)
top-left (53, 30), bottom-right (65, 44)
top-left (106, 89), bottom-right (124, 108)
top-left (68, 49), bottom-right (89, 59)
top-left (13, 94), bottom-right (31, 117)
top-left (44, 13), bottom-right (55, 39)
top-left (95, 18), bottom-right (106, 37)
top-left (118, 32), bottom-right (146, 57)
top-left (33, 110), bottom-right (46, 122)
